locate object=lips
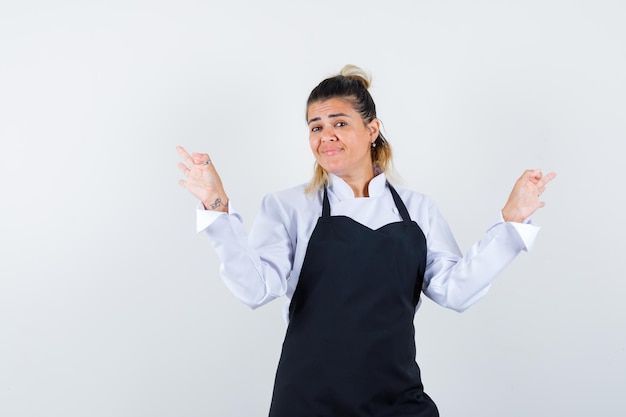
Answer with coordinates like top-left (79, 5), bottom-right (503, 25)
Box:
top-left (320, 146), bottom-right (343, 156)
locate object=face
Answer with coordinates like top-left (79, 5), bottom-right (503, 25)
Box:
top-left (307, 98), bottom-right (380, 181)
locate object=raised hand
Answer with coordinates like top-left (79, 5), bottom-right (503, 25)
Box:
top-left (177, 146), bottom-right (229, 212)
top-left (502, 169), bottom-right (557, 223)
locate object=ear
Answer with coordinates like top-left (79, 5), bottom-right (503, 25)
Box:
top-left (367, 118), bottom-right (381, 142)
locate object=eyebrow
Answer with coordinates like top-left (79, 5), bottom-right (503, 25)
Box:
top-left (307, 113), bottom-right (351, 125)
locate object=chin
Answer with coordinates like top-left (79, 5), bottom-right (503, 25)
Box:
top-left (321, 165), bottom-right (344, 177)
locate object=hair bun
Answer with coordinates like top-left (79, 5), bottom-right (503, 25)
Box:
top-left (339, 64), bottom-right (371, 89)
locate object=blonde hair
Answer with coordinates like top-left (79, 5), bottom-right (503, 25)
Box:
top-left (305, 65), bottom-right (394, 193)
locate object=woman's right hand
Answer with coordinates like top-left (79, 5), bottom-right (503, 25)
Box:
top-left (177, 146), bottom-right (229, 212)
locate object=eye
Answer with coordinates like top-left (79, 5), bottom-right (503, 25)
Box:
top-left (311, 126), bottom-right (321, 132)
top-left (335, 121), bottom-right (347, 127)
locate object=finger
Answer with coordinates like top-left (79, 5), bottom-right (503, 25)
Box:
top-left (537, 171), bottom-right (557, 188)
top-left (520, 169), bottom-right (541, 185)
top-left (177, 161), bottom-right (191, 176)
top-left (543, 171), bottom-right (557, 184)
top-left (528, 169), bottom-right (543, 181)
top-left (192, 152), bottom-right (211, 164)
top-left (176, 146), bottom-right (195, 167)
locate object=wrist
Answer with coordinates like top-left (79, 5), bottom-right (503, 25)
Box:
top-left (203, 196), bottom-right (229, 212)
top-left (501, 208), bottom-right (524, 223)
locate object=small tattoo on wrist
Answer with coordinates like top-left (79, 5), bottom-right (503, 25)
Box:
top-left (209, 198), bottom-right (224, 210)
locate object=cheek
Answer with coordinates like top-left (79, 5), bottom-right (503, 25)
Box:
top-left (309, 135), bottom-right (319, 152)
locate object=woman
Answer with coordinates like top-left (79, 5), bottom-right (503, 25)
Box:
top-left (177, 65), bottom-right (556, 417)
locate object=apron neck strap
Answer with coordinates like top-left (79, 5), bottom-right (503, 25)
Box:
top-left (323, 182), bottom-right (411, 222)
top-left (387, 183), bottom-right (411, 222)
top-left (322, 187), bottom-right (331, 217)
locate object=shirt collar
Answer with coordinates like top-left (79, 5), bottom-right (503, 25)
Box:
top-left (328, 172), bottom-right (387, 200)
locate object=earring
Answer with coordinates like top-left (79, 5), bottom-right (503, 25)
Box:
top-left (371, 142), bottom-right (376, 148)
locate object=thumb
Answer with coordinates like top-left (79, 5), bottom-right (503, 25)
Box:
top-left (191, 153), bottom-right (205, 164)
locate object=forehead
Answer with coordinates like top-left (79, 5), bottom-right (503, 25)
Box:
top-left (306, 97), bottom-right (357, 119)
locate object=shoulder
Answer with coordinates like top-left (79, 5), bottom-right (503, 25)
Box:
top-left (390, 183), bottom-right (437, 210)
top-left (269, 183), bottom-right (319, 204)
top-left (389, 183), bottom-right (446, 232)
top-left (260, 183), bottom-right (322, 217)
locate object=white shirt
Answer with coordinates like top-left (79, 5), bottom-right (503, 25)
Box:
top-left (197, 173), bottom-right (539, 321)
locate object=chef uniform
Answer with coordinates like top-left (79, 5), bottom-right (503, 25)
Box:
top-left (198, 173), bottom-right (538, 416)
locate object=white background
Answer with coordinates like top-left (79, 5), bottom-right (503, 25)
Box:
top-left (1, 1), bottom-right (624, 416)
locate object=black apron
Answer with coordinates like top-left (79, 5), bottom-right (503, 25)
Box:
top-left (269, 184), bottom-right (439, 417)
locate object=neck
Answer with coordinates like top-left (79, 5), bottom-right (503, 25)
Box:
top-left (339, 169), bottom-right (376, 197)
top-left (348, 181), bottom-right (370, 197)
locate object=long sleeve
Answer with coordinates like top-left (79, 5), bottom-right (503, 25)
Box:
top-left (197, 184), bottom-right (321, 311)
top-left (195, 174), bottom-right (541, 316)
top-left (200, 194), bottom-right (297, 309)
top-left (420, 201), bottom-right (539, 312)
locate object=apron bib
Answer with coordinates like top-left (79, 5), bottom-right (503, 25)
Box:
top-left (269, 184), bottom-right (438, 417)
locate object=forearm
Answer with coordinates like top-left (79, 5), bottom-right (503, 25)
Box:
top-left (424, 220), bottom-right (538, 312)
top-left (204, 214), bottom-right (290, 308)
top-left (199, 195), bottom-right (295, 309)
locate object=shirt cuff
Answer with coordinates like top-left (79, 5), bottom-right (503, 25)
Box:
top-left (496, 211), bottom-right (541, 252)
top-left (196, 201), bottom-right (238, 233)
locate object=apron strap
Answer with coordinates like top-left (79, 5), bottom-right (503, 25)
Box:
top-left (323, 183), bottom-right (411, 221)
top-left (322, 187), bottom-right (331, 218)
top-left (388, 183), bottom-right (412, 222)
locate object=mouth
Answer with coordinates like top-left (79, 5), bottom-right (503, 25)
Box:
top-left (320, 147), bottom-right (343, 156)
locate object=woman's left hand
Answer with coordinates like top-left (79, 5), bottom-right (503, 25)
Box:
top-left (502, 169), bottom-right (557, 223)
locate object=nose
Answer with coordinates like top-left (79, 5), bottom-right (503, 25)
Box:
top-left (321, 134), bottom-right (337, 142)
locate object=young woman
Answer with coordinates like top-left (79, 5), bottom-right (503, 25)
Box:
top-left (177, 65), bottom-right (556, 417)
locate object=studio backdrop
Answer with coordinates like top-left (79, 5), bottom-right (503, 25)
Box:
top-left (1, 1), bottom-right (624, 416)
